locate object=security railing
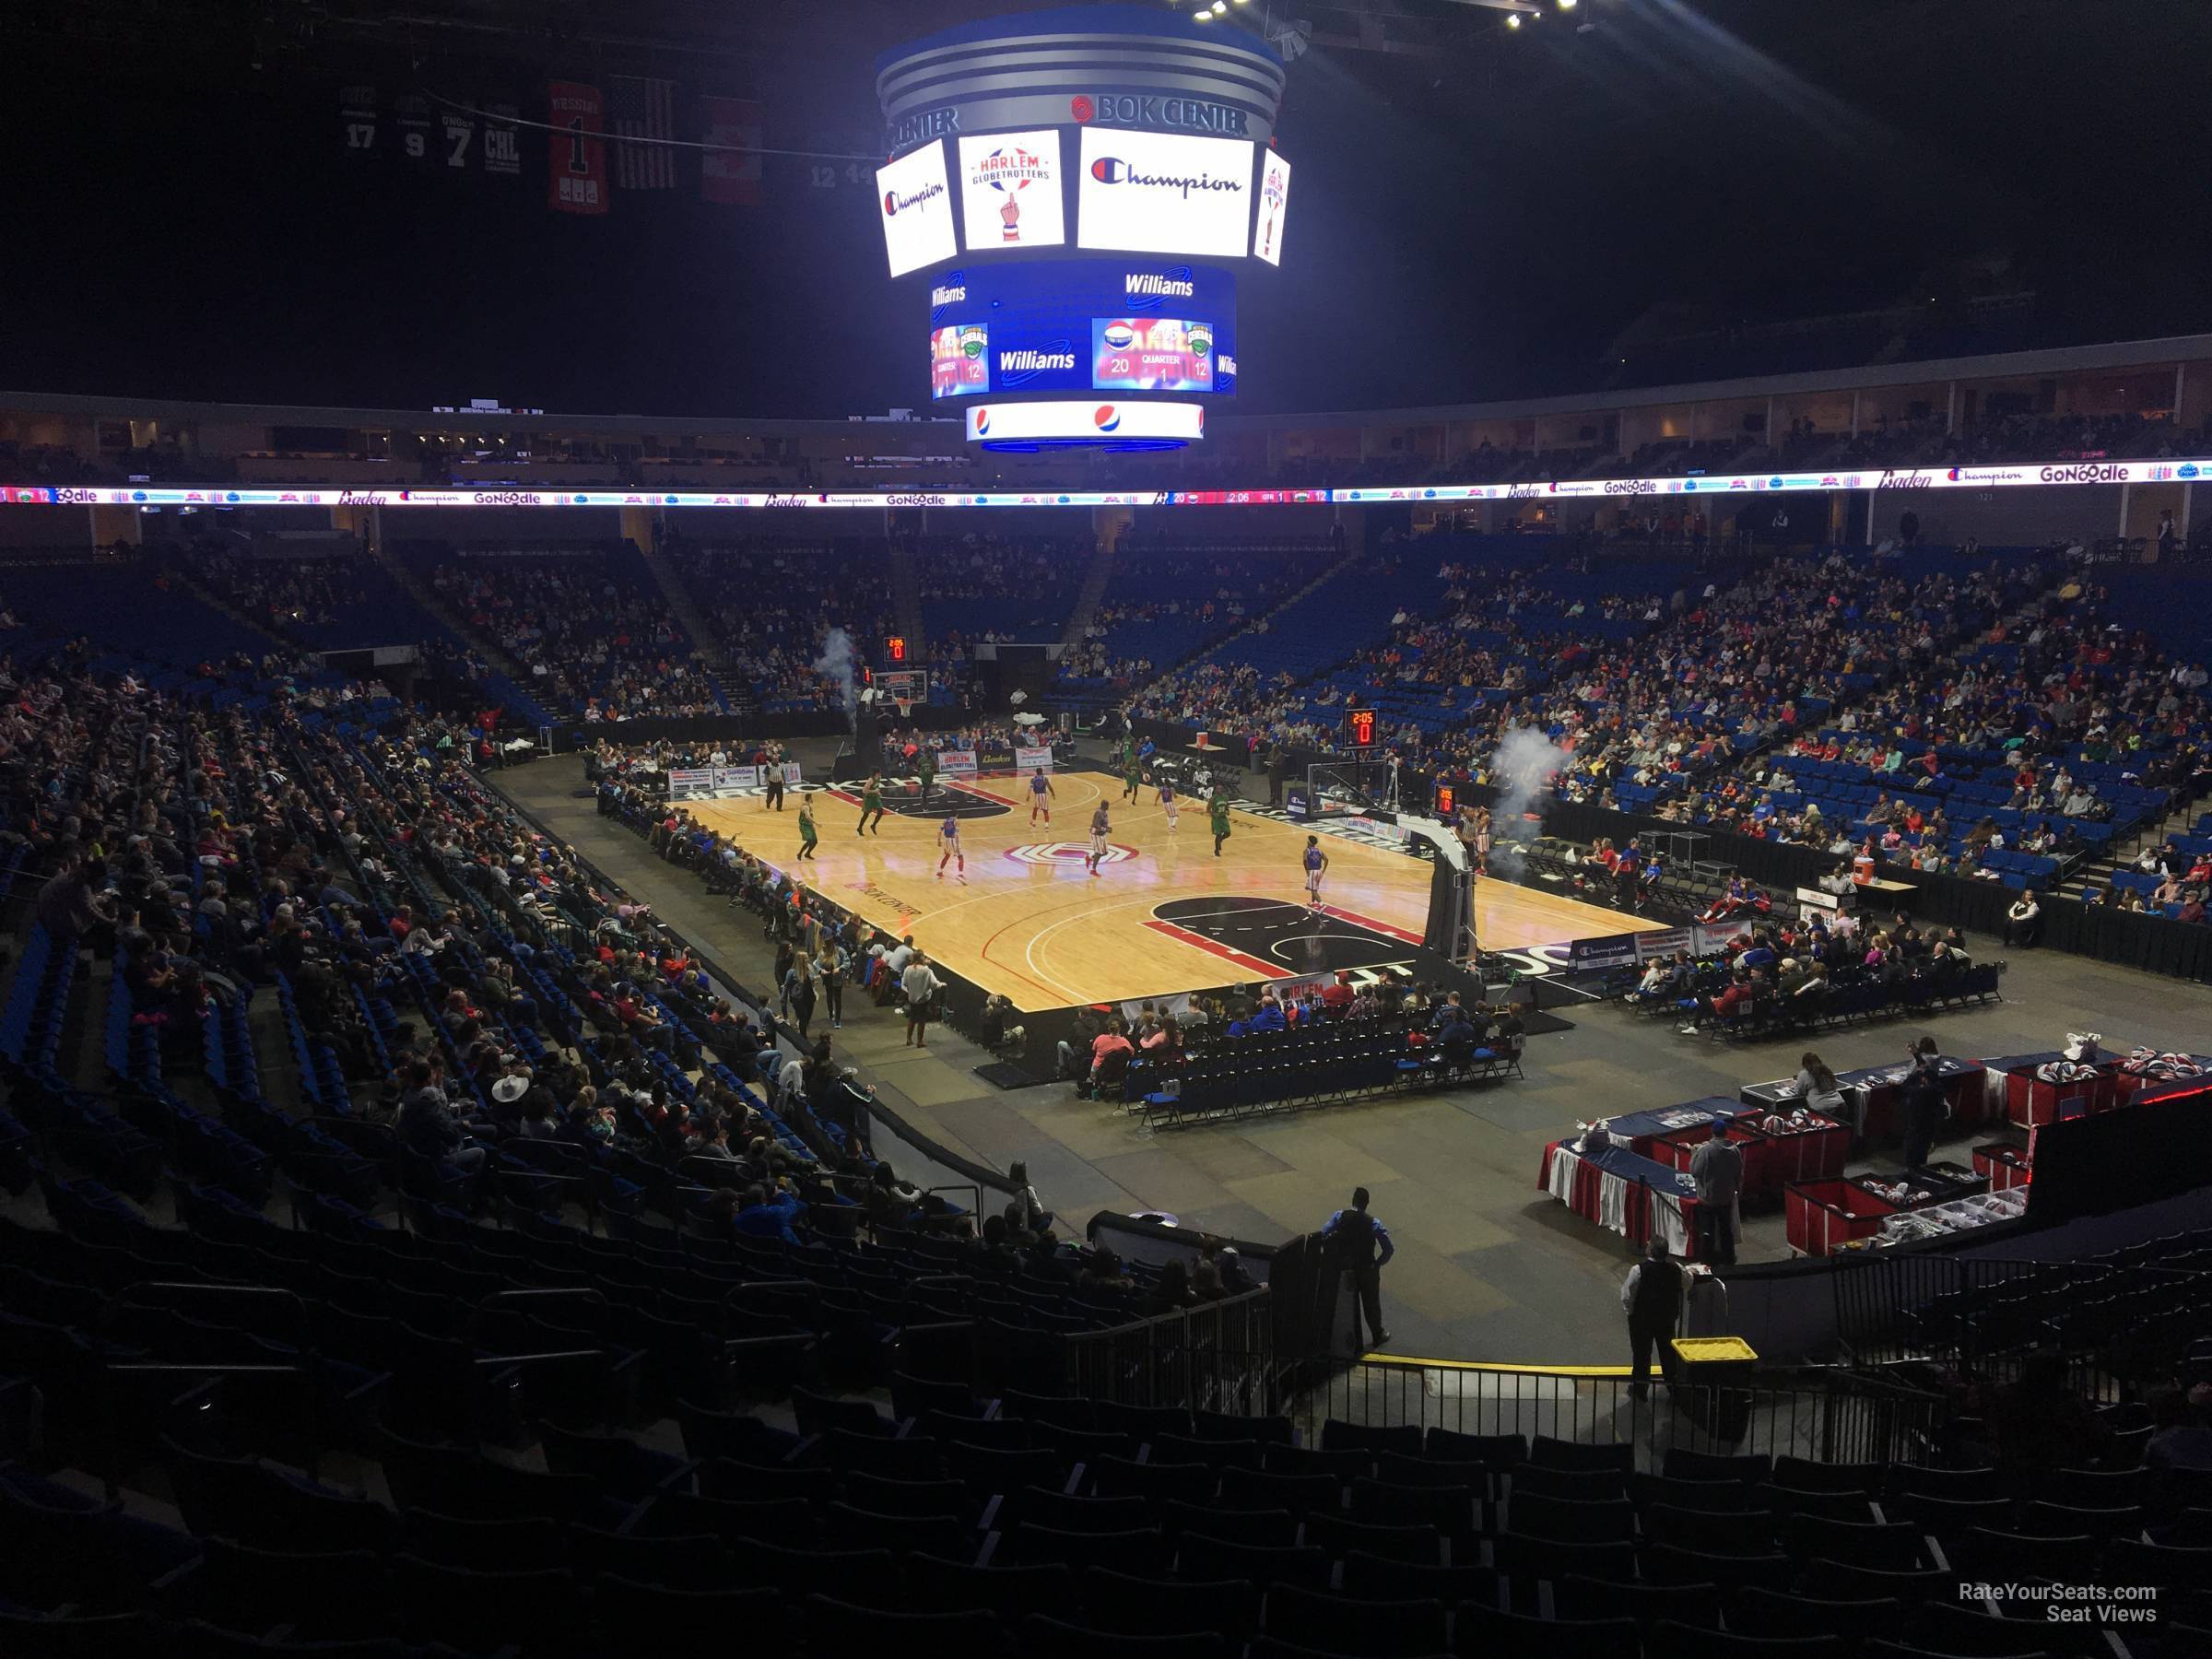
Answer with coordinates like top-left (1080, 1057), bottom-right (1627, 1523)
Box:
top-left (1289, 1353), bottom-right (1947, 1469)
top-left (1057, 1288), bottom-right (1277, 1416)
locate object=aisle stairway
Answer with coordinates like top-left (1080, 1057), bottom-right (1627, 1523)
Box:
top-left (1059, 544), bottom-right (1115, 648)
top-left (631, 540), bottom-right (743, 714)
top-left (369, 544), bottom-right (557, 727)
top-left (888, 542), bottom-right (924, 660)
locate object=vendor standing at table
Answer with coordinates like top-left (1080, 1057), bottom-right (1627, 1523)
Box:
top-left (1688, 1118), bottom-right (1743, 1265)
top-left (1900, 1035), bottom-right (1947, 1171)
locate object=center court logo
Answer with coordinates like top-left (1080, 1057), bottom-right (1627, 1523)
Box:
top-left (1004, 842), bottom-right (1135, 866)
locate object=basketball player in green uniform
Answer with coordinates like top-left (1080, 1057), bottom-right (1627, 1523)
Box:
top-left (795, 797), bottom-right (818, 860)
top-left (918, 748), bottom-right (936, 806)
top-left (1209, 788), bottom-right (1233, 856)
top-left (857, 775), bottom-right (885, 835)
top-left (1123, 754), bottom-right (1143, 804)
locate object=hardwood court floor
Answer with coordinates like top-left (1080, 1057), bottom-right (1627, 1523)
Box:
top-left (689, 771), bottom-right (1667, 1012)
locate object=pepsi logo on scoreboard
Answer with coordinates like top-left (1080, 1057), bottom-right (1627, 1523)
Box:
top-left (963, 402), bottom-right (1205, 443)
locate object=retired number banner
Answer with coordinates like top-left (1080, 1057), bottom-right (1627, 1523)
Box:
top-left (547, 82), bottom-right (610, 215)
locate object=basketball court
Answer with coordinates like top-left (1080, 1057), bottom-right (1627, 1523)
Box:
top-left (684, 769), bottom-right (1667, 1011)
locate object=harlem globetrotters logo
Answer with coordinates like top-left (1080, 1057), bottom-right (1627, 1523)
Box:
top-left (1004, 842), bottom-right (1135, 866)
top-left (972, 143), bottom-right (1048, 241)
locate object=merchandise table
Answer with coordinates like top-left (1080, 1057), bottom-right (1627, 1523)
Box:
top-left (2112, 1056), bottom-right (2212, 1105)
top-left (1971, 1140), bottom-right (2032, 1193)
top-left (1742, 1055), bottom-right (1985, 1143)
top-left (1980, 1049), bottom-right (2119, 1128)
top-left (1655, 1108), bottom-right (1851, 1207)
top-left (1602, 1100), bottom-right (1743, 1158)
top-left (1539, 1138), bottom-right (1706, 1260)
top-left (1784, 1178), bottom-right (1900, 1256)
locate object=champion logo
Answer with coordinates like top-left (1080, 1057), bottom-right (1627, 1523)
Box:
top-left (1004, 841), bottom-right (1135, 867)
top-left (882, 180), bottom-right (945, 216)
top-left (1094, 406), bottom-right (1121, 432)
top-left (1088, 158), bottom-right (1242, 199)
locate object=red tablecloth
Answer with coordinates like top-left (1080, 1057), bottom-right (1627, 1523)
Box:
top-left (1784, 1178), bottom-right (1900, 1256)
top-left (1971, 1142), bottom-right (2032, 1192)
top-left (1539, 1140), bottom-right (1707, 1261)
top-left (1654, 1113), bottom-right (1850, 1209)
top-left (2001, 1065), bottom-right (2118, 1127)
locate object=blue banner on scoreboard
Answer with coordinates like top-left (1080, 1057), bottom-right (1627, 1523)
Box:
top-left (927, 258), bottom-right (1236, 398)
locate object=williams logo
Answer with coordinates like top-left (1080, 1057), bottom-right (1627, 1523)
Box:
top-left (929, 282), bottom-right (967, 308)
top-left (1089, 158), bottom-right (1243, 199)
top-left (882, 180), bottom-right (945, 216)
top-left (1132, 269), bottom-right (1203, 305)
top-left (997, 344), bottom-right (1077, 385)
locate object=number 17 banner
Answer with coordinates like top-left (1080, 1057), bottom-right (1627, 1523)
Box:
top-left (547, 81), bottom-right (610, 216)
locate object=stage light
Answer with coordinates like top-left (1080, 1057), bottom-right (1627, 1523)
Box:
top-left (1506, 12), bottom-right (1521, 25)
top-left (1211, 1), bottom-right (1227, 11)
top-left (1559, 0), bottom-right (1576, 8)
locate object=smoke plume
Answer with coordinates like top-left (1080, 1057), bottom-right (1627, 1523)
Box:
top-left (1487, 725), bottom-right (1573, 872)
top-left (813, 627), bottom-right (858, 718)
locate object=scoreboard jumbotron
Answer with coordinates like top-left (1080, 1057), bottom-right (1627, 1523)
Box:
top-left (873, 5), bottom-right (1292, 450)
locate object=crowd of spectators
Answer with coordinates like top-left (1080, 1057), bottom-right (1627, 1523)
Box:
top-left (0, 636), bottom-right (1104, 1277)
top-left (916, 534), bottom-right (1091, 647)
top-left (665, 534), bottom-right (897, 714)
top-left (1643, 569), bottom-right (2212, 896)
top-left (426, 546), bottom-right (723, 722)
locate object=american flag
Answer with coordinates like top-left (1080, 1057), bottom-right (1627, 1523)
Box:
top-left (610, 76), bottom-right (677, 190)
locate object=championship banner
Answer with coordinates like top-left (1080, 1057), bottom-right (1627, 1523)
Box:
top-left (935, 749), bottom-right (980, 778)
top-left (700, 96), bottom-right (764, 206)
top-left (1012, 749), bottom-right (1055, 774)
top-left (547, 82), bottom-right (610, 215)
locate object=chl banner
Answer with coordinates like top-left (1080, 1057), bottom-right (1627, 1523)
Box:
top-left (547, 82), bottom-right (610, 215)
top-left (700, 96), bottom-right (764, 206)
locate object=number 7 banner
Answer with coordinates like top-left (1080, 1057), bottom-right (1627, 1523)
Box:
top-left (547, 81), bottom-right (610, 215)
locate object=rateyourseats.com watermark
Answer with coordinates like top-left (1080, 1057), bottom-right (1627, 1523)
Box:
top-left (1962, 1583), bottom-right (2161, 1625)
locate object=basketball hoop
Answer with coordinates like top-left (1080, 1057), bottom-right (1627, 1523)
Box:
top-left (894, 697), bottom-right (913, 722)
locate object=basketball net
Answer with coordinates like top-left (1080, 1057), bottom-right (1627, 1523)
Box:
top-left (894, 698), bottom-right (913, 721)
